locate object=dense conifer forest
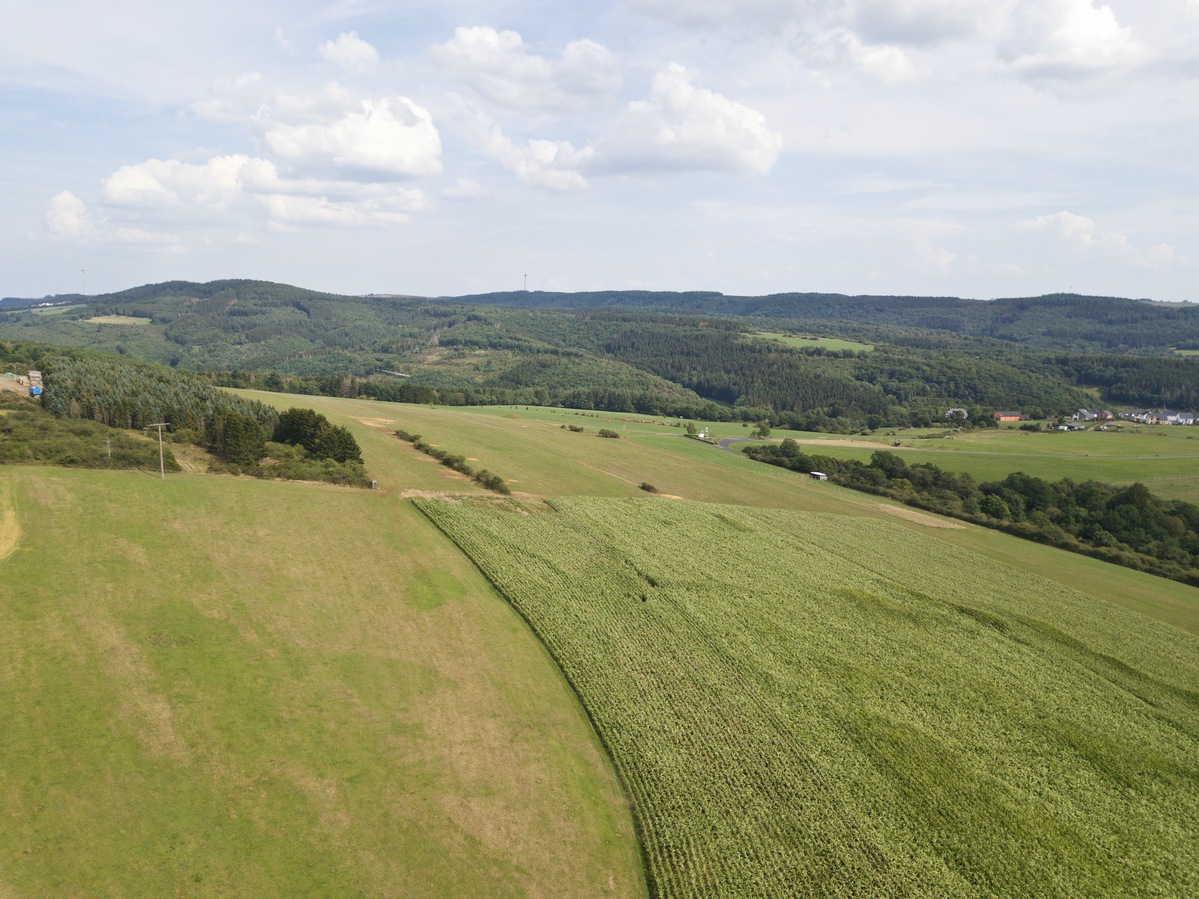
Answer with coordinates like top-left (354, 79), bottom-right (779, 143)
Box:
top-left (0, 341), bottom-right (367, 485)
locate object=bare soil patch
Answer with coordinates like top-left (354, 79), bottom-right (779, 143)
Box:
top-left (0, 489), bottom-right (20, 561)
top-left (400, 489), bottom-right (467, 501)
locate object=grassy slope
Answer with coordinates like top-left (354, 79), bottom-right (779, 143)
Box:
top-left (241, 394), bottom-right (1199, 635)
top-left (239, 393), bottom-right (869, 508)
top-left (767, 424), bottom-right (1199, 505)
top-left (418, 495), bottom-right (1199, 898)
top-left (750, 331), bottom-right (875, 352)
top-left (0, 469), bottom-right (644, 897)
top-left (10, 389), bottom-right (1193, 894)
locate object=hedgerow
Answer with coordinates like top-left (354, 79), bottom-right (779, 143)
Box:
top-left (394, 429), bottom-right (510, 494)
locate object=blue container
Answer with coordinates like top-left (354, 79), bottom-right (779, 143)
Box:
top-left (29, 385), bottom-right (42, 397)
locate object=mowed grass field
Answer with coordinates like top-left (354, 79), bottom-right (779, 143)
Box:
top-left (0, 468), bottom-right (643, 897)
top-left (749, 331), bottom-right (875, 353)
top-left (418, 495), bottom-right (1199, 898)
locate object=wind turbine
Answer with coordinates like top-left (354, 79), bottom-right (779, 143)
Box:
top-left (79, 268), bottom-right (87, 296)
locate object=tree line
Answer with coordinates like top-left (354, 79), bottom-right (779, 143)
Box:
top-left (37, 354), bottom-right (366, 485)
top-left (393, 429), bottom-right (509, 493)
top-left (743, 441), bottom-right (1199, 585)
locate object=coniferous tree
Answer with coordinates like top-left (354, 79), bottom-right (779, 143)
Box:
top-left (314, 424), bottom-right (363, 463)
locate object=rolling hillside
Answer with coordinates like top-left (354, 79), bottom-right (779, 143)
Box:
top-left (8, 281), bottom-right (1199, 425)
top-left (3, 330), bottom-right (1199, 893)
top-left (0, 467), bottom-right (643, 897)
top-left (419, 494), bottom-right (1199, 898)
top-left (447, 289), bottom-right (1199, 353)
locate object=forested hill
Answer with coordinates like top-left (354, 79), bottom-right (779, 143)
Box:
top-left (449, 290), bottom-right (1199, 353)
top-left (4, 279), bottom-right (1198, 428)
top-left (6, 281), bottom-right (1195, 353)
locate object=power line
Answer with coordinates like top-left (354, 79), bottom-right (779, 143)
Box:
top-left (144, 423), bottom-right (168, 479)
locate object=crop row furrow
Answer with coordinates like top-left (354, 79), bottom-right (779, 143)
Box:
top-left (415, 496), bottom-right (1199, 898)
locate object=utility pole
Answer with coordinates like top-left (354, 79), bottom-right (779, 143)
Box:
top-left (145, 422), bottom-right (167, 479)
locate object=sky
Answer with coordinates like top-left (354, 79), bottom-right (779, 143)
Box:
top-left (2, 1), bottom-right (1197, 302)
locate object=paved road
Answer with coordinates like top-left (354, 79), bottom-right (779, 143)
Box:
top-left (716, 437), bottom-right (773, 455)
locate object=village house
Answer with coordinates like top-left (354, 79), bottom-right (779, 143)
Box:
top-left (1070, 409), bottom-right (1114, 422)
top-left (992, 411), bottom-right (1023, 422)
top-left (1119, 409), bottom-right (1197, 426)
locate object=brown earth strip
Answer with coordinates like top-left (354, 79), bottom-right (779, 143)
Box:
top-left (0, 485), bottom-right (20, 561)
top-left (877, 503), bottom-right (964, 528)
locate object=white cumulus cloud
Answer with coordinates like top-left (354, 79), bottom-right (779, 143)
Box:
top-left (1000, 0), bottom-right (1144, 80)
top-left (431, 26), bottom-right (621, 110)
top-left (262, 95), bottom-right (443, 179)
top-left (1019, 209), bottom-right (1096, 245)
top-left (69, 153), bottom-right (432, 239)
top-left (481, 121), bottom-right (594, 191)
top-left (45, 190), bottom-right (181, 248)
top-left (597, 64), bottom-right (782, 174)
top-left (1018, 210), bottom-right (1178, 268)
top-left (195, 81), bottom-right (444, 181)
top-left (102, 155), bottom-right (271, 209)
top-left (907, 233), bottom-right (958, 274)
top-left (258, 192), bottom-right (423, 231)
top-left (630, 0), bottom-right (1154, 87)
top-left (843, 34), bottom-right (920, 82)
top-left (45, 191), bottom-right (98, 241)
top-left (319, 31), bottom-right (381, 75)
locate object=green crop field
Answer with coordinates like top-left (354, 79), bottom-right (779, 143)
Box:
top-left (419, 495), bottom-right (1199, 898)
top-left (0, 468), bottom-right (643, 897)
